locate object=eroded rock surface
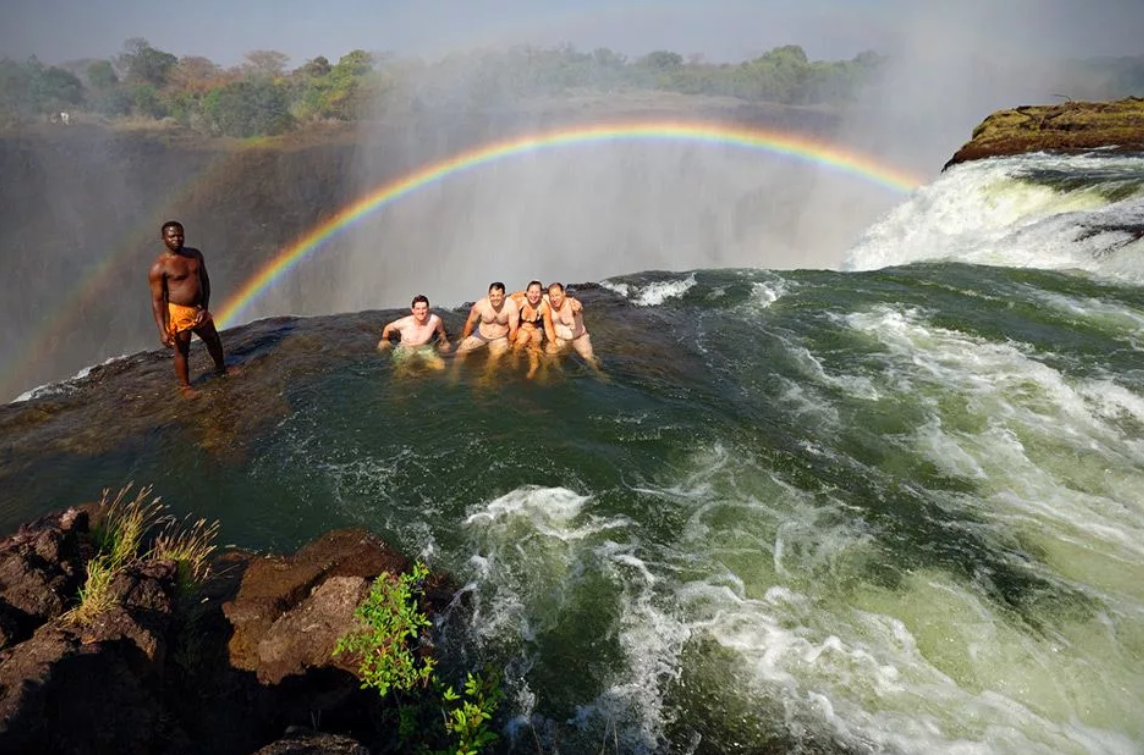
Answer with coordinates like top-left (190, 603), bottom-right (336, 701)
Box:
top-left (945, 97), bottom-right (1144, 169)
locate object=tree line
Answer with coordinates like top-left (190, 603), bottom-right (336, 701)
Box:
top-left (2, 37), bottom-right (1141, 138)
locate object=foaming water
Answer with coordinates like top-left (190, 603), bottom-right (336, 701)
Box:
top-left (3, 263), bottom-right (1143, 753)
top-left (843, 152), bottom-right (1144, 278)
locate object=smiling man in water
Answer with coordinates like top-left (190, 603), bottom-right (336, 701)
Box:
top-left (377, 294), bottom-right (452, 371)
top-left (148, 220), bottom-right (228, 394)
top-left (544, 282), bottom-right (600, 372)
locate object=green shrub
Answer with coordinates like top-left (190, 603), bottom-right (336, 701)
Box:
top-left (334, 561), bottom-right (437, 698)
top-left (335, 561), bottom-right (504, 754)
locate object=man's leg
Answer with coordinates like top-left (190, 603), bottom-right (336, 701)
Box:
top-left (477, 338), bottom-right (510, 384)
top-left (173, 330), bottom-right (193, 389)
top-left (451, 336), bottom-right (485, 381)
top-left (571, 334), bottom-right (599, 369)
top-left (195, 322), bottom-right (227, 374)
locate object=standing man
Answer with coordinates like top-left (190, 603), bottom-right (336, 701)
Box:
top-left (377, 294), bottom-right (452, 371)
top-left (148, 220), bottom-right (228, 394)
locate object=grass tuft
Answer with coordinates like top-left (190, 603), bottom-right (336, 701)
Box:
top-left (63, 483), bottom-right (220, 625)
top-left (153, 516), bottom-right (220, 589)
top-left (96, 484), bottom-right (165, 569)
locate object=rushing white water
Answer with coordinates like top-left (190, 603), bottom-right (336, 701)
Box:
top-left (843, 152), bottom-right (1144, 280)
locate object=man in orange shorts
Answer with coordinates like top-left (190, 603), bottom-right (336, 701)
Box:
top-left (148, 220), bottom-right (228, 393)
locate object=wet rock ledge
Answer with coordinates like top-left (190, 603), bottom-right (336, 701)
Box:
top-left (944, 96), bottom-right (1144, 170)
top-left (0, 505), bottom-right (455, 755)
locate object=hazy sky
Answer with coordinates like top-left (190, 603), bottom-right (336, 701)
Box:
top-left (4, 0), bottom-right (1143, 68)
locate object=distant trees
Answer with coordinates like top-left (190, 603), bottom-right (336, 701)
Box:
top-left (0, 57), bottom-right (85, 124)
top-left (2, 38), bottom-right (1140, 135)
top-left (203, 80), bottom-right (292, 136)
top-left (117, 38), bottom-right (178, 88)
top-left (242, 50), bottom-right (290, 79)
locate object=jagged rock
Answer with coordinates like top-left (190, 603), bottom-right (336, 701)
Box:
top-left (252, 727), bottom-right (371, 754)
top-left (0, 550), bottom-right (178, 754)
top-left (80, 559), bottom-right (178, 666)
top-left (0, 511), bottom-right (457, 755)
top-left (0, 625), bottom-right (165, 755)
top-left (0, 507), bottom-right (89, 647)
top-left (256, 575), bottom-right (371, 685)
top-left (944, 96), bottom-right (1144, 169)
top-left (223, 528), bottom-right (408, 674)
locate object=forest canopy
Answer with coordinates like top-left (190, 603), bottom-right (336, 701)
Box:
top-left (2, 38), bottom-right (1141, 137)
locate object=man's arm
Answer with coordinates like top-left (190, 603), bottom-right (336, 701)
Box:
top-left (460, 304), bottom-right (481, 340)
top-left (507, 301), bottom-right (520, 343)
top-left (541, 302), bottom-right (557, 350)
top-left (377, 317), bottom-right (401, 350)
top-left (433, 315), bottom-right (452, 352)
top-left (190, 248), bottom-right (212, 328)
top-left (197, 250), bottom-right (211, 312)
top-left (148, 262), bottom-right (172, 347)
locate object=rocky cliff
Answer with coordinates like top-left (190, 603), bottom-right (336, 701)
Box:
top-left (944, 96), bottom-right (1144, 169)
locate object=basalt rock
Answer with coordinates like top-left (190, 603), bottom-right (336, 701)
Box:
top-left (0, 560), bottom-right (177, 754)
top-left (944, 96), bottom-right (1144, 170)
top-left (0, 507), bottom-right (90, 648)
top-left (253, 727), bottom-right (372, 754)
top-left (222, 528), bottom-right (410, 676)
top-left (0, 509), bottom-right (457, 755)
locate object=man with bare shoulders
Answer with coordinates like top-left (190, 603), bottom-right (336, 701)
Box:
top-left (456, 281), bottom-right (519, 357)
top-left (377, 295), bottom-right (451, 371)
top-left (509, 280), bottom-right (550, 378)
top-left (544, 282), bottom-right (600, 371)
top-left (148, 220), bottom-right (227, 393)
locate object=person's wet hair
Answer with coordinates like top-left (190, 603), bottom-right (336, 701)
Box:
top-left (412, 295), bottom-right (429, 307)
top-left (489, 282), bottom-right (506, 294)
top-left (547, 282), bottom-right (565, 294)
top-left (527, 280), bottom-right (543, 291)
top-left (161, 220), bottom-right (184, 235)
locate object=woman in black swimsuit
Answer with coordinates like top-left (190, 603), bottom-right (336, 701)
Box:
top-left (511, 280), bottom-right (550, 378)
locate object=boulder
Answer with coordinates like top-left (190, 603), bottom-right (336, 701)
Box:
top-left (255, 575), bottom-right (371, 685)
top-left (223, 528), bottom-right (408, 675)
top-left (253, 727), bottom-right (371, 754)
top-left (0, 558), bottom-right (178, 755)
top-left (0, 507), bottom-right (90, 648)
top-left (944, 97), bottom-right (1144, 170)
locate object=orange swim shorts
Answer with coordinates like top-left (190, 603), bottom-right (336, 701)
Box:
top-left (168, 302), bottom-right (204, 335)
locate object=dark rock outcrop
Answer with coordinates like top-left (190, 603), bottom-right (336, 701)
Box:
top-left (0, 555), bottom-right (178, 755)
top-left (253, 727), bottom-right (371, 755)
top-left (0, 507), bottom-right (90, 648)
top-left (0, 509), bottom-right (454, 755)
top-left (945, 97), bottom-right (1144, 170)
top-left (222, 528), bottom-right (408, 680)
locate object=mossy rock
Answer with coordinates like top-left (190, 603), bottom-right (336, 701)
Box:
top-left (945, 96), bottom-right (1144, 170)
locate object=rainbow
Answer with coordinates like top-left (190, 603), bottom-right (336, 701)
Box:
top-left (216, 122), bottom-right (925, 328)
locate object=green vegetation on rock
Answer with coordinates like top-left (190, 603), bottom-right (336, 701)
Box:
top-left (946, 97), bottom-right (1144, 169)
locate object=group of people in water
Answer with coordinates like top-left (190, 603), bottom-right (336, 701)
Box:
top-left (377, 280), bottom-right (599, 379)
top-left (149, 220), bottom-right (599, 393)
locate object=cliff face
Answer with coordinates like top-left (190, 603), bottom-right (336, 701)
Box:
top-left (944, 97), bottom-right (1144, 170)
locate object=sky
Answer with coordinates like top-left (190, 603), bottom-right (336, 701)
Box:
top-left (4, 0), bottom-right (1143, 68)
